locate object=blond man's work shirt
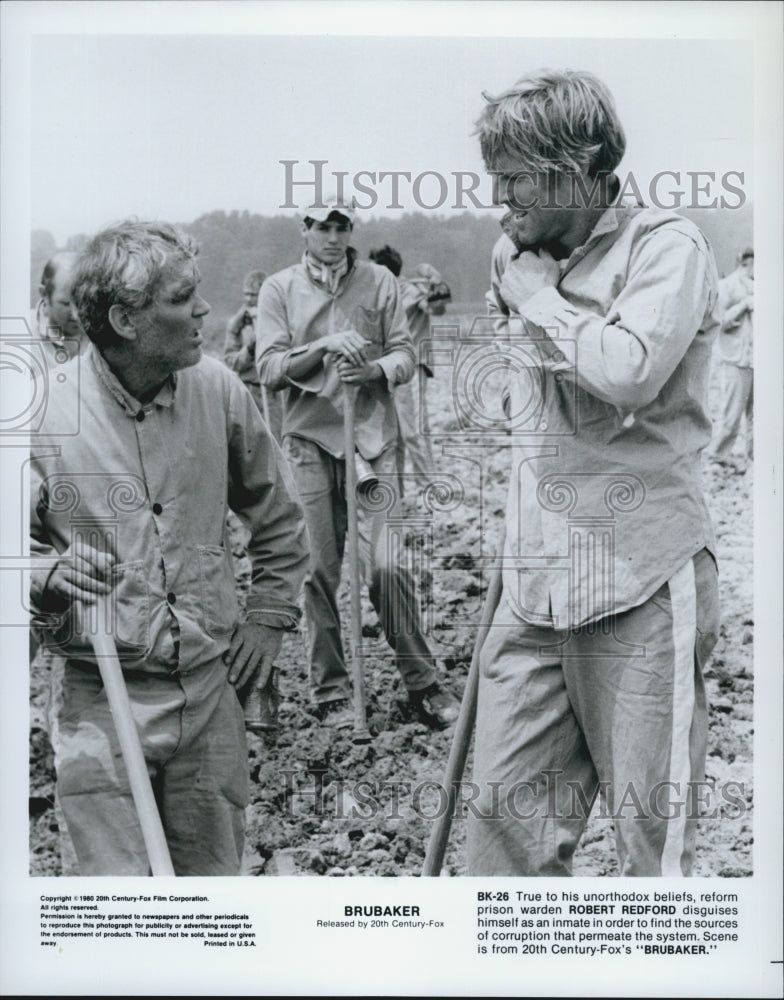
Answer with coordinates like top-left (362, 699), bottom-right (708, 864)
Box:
top-left (256, 253), bottom-right (415, 461)
top-left (498, 204), bottom-right (720, 629)
top-left (30, 346), bottom-right (308, 673)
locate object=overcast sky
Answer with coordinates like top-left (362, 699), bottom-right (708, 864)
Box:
top-left (29, 22), bottom-right (753, 244)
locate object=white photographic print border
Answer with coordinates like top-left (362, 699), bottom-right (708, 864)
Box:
top-left (1, 1), bottom-right (781, 996)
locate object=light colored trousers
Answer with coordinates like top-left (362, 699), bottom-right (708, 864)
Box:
top-left (394, 367), bottom-right (434, 491)
top-left (55, 657), bottom-right (248, 876)
top-left (283, 436), bottom-right (436, 705)
top-left (468, 549), bottom-right (719, 876)
top-left (709, 363), bottom-right (753, 462)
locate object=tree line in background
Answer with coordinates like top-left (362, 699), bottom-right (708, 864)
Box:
top-left (31, 202), bottom-right (752, 347)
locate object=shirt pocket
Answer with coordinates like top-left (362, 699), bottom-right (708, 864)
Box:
top-left (351, 306), bottom-right (384, 353)
top-left (282, 436), bottom-right (327, 498)
top-left (198, 544), bottom-right (240, 637)
top-left (109, 560), bottom-right (152, 653)
top-left (45, 560), bottom-right (151, 659)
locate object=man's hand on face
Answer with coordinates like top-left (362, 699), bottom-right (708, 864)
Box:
top-left (225, 622), bottom-right (284, 693)
top-left (500, 249), bottom-right (559, 314)
top-left (321, 329), bottom-right (370, 366)
top-left (334, 356), bottom-right (384, 385)
top-left (45, 542), bottom-right (115, 606)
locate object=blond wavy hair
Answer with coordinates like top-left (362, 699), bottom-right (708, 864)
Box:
top-left (475, 69), bottom-right (626, 179)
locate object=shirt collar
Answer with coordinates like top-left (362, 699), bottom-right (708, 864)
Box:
top-left (558, 193), bottom-right (624, 274)
top-left (89, 343), bottom-right (178, 414)
top-left (574, 173), bottom-right (625, 245)
top-left (302, 246), bottom-right (357, 285)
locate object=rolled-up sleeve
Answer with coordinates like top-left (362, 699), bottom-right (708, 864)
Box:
top-left (226, 379), bottom-right (308, 629)
top-left (517, 230), bottom-right (717, 410)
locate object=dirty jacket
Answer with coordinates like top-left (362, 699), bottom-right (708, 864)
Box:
top-left (30, 345), bottom-right (308, 674)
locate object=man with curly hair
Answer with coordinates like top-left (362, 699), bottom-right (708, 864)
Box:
top-left (29, 220), bottom-right (308, 875)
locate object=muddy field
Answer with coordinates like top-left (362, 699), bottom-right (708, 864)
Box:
top-left (29, 310), bottom-right (754, 877)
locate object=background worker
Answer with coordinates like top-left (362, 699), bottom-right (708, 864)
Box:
top-left (708, 247), bottom-right (754, 473)
top-left (33, 251), bottom-right (86, 366)
top-left (30, 249), bottom-right (88, 869)
top-left (256, 196), bottom-right (459, 730)
top-left (223, 268), bottom-right (282, 441)
top-left (369, 246), bottom-right (451, 493)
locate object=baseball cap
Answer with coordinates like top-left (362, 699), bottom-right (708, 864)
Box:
top-left (303, 193), bottom-right (357, 224)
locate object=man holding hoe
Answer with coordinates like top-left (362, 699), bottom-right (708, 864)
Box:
top-left (30, 220), bottom-right (308, 875)
top-left (256, 195), bottom-right (459, 731)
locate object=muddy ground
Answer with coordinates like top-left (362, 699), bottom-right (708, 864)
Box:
top-left (29, 312), bottom-right (753, 877)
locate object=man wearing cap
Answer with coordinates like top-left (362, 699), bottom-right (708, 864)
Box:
top-left (256, 196), bottom-right (459, 729)
top-left (708, 248), bottom-right (754, 472)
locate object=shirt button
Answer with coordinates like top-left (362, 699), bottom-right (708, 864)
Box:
top-left (167, 592), bottom-right (176, 605)
top-left (152, 502), bottom-right (163, 515)
top-left (136, 410), bottom-right (145, 422)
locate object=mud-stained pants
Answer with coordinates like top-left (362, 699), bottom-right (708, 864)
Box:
top-left (468, 549), bottom-right (719, 876)
top-left (55, 657), bottom-right (248, 876)
top-left (283, 436), bottom-right (436, 706)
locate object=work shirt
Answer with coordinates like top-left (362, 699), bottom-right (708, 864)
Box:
top-left (223, 305), bottom-right (262, 389)
top-left (716, 268), bottom-right (754, 368)
top-left (256, 250), bottom-right (415, 460)
top-left (485, 233), bottom-right (519, 341)
top-left (399, 276), bottom-right (445, 375)
top-left (496, 202), bottom-right (720, 629)
top-left (30, 345), bottom-right (308, 674)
